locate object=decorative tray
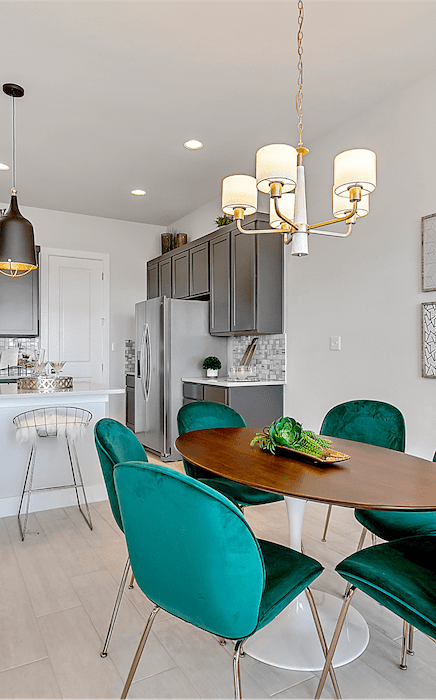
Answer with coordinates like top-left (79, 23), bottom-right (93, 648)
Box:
top-left (276, 444), bottom-right (350, 465)
top-left (17, 375), bottom-right (73, 393)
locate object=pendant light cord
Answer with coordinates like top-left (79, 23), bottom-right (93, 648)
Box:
top-left (11, 95), bottom-right (16, 191)
top-left (296, 0), bottom-right (304, 148)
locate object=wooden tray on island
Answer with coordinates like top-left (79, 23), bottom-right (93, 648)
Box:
top-left (276, 444), bottom-right (350, 465)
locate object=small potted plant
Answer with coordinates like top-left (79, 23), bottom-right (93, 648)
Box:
top-left (203, 356), bottom-right (222, 378)
top-left (215, 214), bottom-right (233, 227)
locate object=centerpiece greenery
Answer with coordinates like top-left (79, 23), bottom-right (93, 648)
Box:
top-left (203, 356), bottom-right (222, 370)
top-left (250, 416), bottom-right (331, 457)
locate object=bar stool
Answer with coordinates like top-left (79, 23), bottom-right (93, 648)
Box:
top-left (13, 406), bottom-right (93, 540)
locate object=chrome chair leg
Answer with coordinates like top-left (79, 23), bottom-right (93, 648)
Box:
top-left (121, 605), bottom-right (160, 699)
top-left (17, 442), bottom-right (37, 541)
top-left (305, 588), bottom-right (341, 699)
top-left (407, 624), bottom-right (415, 656)
top-left (100, 557), bottom-right (131, 658)
top-left (66, 435), bottom-right (93, 530)
top-left (233, 639), bottom-right (245, 700)
top-left (400, 620), bottom-right (409, 669)
top-left (217, 637), bottom-right (227, 646)
top-left (321, 505), bottom-right (332, 542)
top-left (315, 586), bottom-right (357, 699)
top-left (343, 528), bottom-right (367, 598)
top-left (128, 571), bottom-right (135, 589)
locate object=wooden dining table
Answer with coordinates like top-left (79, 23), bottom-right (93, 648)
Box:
top-left (175, 427), bottom-right (436, 672)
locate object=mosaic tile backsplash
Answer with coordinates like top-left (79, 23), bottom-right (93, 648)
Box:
top-left (125, 339), bottom-right (135, 373)
top-left (232, 334), bottom-right (286, 381)
top-left (0, 337), bottom-right (41, 375)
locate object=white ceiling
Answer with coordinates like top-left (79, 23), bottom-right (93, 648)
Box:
top-left (0, 1), bottom-right (435, 226)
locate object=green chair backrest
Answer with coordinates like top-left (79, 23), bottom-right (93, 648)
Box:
top-left (320, 399), bottom-right (405, 452)
top-left (114, 461), bottom-right (265, 640)
top-left (177, 401), bottom-right (246, 479)
top-left (94, 418), bottom-right (148, 531)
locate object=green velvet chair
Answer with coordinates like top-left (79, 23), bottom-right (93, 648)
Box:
top-left (113, 460), bottom-right (338, 700)
top-left (177, 401), bottom-right (283, 508)
top-left (319, 399), bottom-right (406, 543)
top-left (315, 535), bottom-right (436, 698)
top-left (94, 418), bottom-right (149, 658)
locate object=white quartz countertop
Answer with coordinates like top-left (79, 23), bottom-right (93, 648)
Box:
top-left (0, 381), bottom-right (124, 401)
top-left (182, 377), bottom-right (285, 388)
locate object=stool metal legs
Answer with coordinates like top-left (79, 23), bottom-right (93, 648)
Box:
top-left (18, 435), bottom-right (93, 541)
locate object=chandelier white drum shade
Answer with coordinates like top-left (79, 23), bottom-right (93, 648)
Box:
top-left (256, 144), bottom-right (298, 194)
top-left (219, 1), bottom-right (377, 256)
top-left (221, 175), bottom-right (257, 216)
top-left (333, 149), bottom-right (377, 197)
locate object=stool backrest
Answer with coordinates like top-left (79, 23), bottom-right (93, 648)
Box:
top-left (177, 401), bottom-right (246, 479)
top-left (94, 418), bottom-right (148, 531)
top-left (320, 400), bottom-right (405, 452)
top-left (114, 461), bottom-right (265, 640)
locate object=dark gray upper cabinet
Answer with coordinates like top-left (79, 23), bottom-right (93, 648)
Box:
top-left (0, 252), bottom-right (39, 336)
top-left (189, 241), bottom-right (209, 296)
top-left (172, 250), bottom-right (190, 299)
top-left (147, 262), bottom-right (159, 299)
top-left (210, 233), bottom-right (231, 334)
top-left (158, 258), bottom-right (172, 297)
top-left (146, 215), bottom-right (283, 335)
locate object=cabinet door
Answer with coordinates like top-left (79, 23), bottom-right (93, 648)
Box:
top-left (189, 242), bottom-right (209, 296)
top-left (158, 259), bottom-right (172, 297)
top-left (172, 250), bottom-right (189, 299)
top-left (0, 263), bottom-right (39, 336)
top-left (210, 233), bottom-right (231, 334)
top-left (204, 384), bottom-right (227, 404)
top-left (147, 262), bottom-right (159, 299)
top-left (231, 230), bottom-right (256, 333)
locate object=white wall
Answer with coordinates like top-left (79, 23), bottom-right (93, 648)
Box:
top-left (285, 69), bottom-right (436, 460)
top-left (1, 203), bottom-right (162, 421)
top-left (169, 69), bottom-right (436, 460)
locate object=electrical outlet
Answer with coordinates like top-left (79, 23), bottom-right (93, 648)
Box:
top-left (330, 336), bottom-right (341, 351)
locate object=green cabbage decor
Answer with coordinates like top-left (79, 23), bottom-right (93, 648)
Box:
top-left (250, 416), bottom-right (331, 457)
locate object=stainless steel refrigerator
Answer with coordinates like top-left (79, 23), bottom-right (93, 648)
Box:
top-left (135, 296), bottom-right (227, 460)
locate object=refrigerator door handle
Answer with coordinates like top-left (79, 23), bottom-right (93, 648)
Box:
top-left (140, 324), bottom-right (147, 400)
top-left (144, 323), bottom-right (151, 402)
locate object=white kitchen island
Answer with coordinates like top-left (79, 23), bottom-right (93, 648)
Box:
top-left (0, 381), bottom-right (124, 518)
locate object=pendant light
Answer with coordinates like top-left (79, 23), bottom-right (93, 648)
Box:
top-left (0, 83), bottom-right (37, 277)
top-left (220, 1), bottom-right (376, 256)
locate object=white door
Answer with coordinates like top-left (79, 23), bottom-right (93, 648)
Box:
top-left (41, 249), bottom-right (109, 383)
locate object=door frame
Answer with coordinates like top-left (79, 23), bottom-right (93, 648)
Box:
top-left (40, 247), bottom-right (110, 385)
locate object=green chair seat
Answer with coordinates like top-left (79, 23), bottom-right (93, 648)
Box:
top-left (177, 401), bottom-right (283, 508)
top-left (315, 535), bottom-right (436, 698)
top-left (336, 536), bottom-right (436, 640)
top-left (355, 509), bottom-right (436, 541)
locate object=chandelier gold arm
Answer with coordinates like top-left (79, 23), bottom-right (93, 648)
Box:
top-left (307, 199), bottom-right (359, 231)
top-left (235, 219), bottom-right (280, 235)
top-left (309, 222), bottom-right (354, 238)
top-left (273, 197), bottom-right (299, 232)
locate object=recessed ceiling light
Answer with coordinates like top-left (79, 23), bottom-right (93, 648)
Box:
top-left (0, 163), bottom-right (9, 171)
top-left (131, 189), bottom-right (146, 196)
top-left (184, 140), bottom-right (203, 150)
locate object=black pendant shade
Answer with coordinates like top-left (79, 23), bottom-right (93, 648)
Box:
top-left (0, 193), bottom-right (37, 276)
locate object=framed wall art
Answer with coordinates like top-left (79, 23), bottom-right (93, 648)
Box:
top-left (422, 213), bottom-right (436, 291)
top-left (422, 302), bottom-right (436, 377)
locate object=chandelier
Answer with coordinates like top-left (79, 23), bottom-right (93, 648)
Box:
top-left (221, 1), bottom-right (377, 256)
top-left (0, 83), bottom-right (37, 277)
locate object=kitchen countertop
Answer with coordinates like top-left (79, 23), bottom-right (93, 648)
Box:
top-left (0, 381), bottom-right (124, 401)
top-left (182, 377), bottom-right (285, 388)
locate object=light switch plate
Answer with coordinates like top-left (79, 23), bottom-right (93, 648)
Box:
top-left (330, 336), bottom-right (341, 351)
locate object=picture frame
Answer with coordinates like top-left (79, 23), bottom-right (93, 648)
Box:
top-left (422, 302), bottom-right (436, 378)
top-left (422, 213), bottom-right (436, 291)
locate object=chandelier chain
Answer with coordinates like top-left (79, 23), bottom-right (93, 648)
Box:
top-left (296, 0), bottom-right (304, 147)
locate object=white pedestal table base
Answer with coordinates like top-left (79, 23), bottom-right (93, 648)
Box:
top-left (244, 496), bottom-right (370, 671)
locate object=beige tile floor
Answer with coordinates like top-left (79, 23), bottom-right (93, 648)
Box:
top-left (1, 455), bottom-right (435, 699)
